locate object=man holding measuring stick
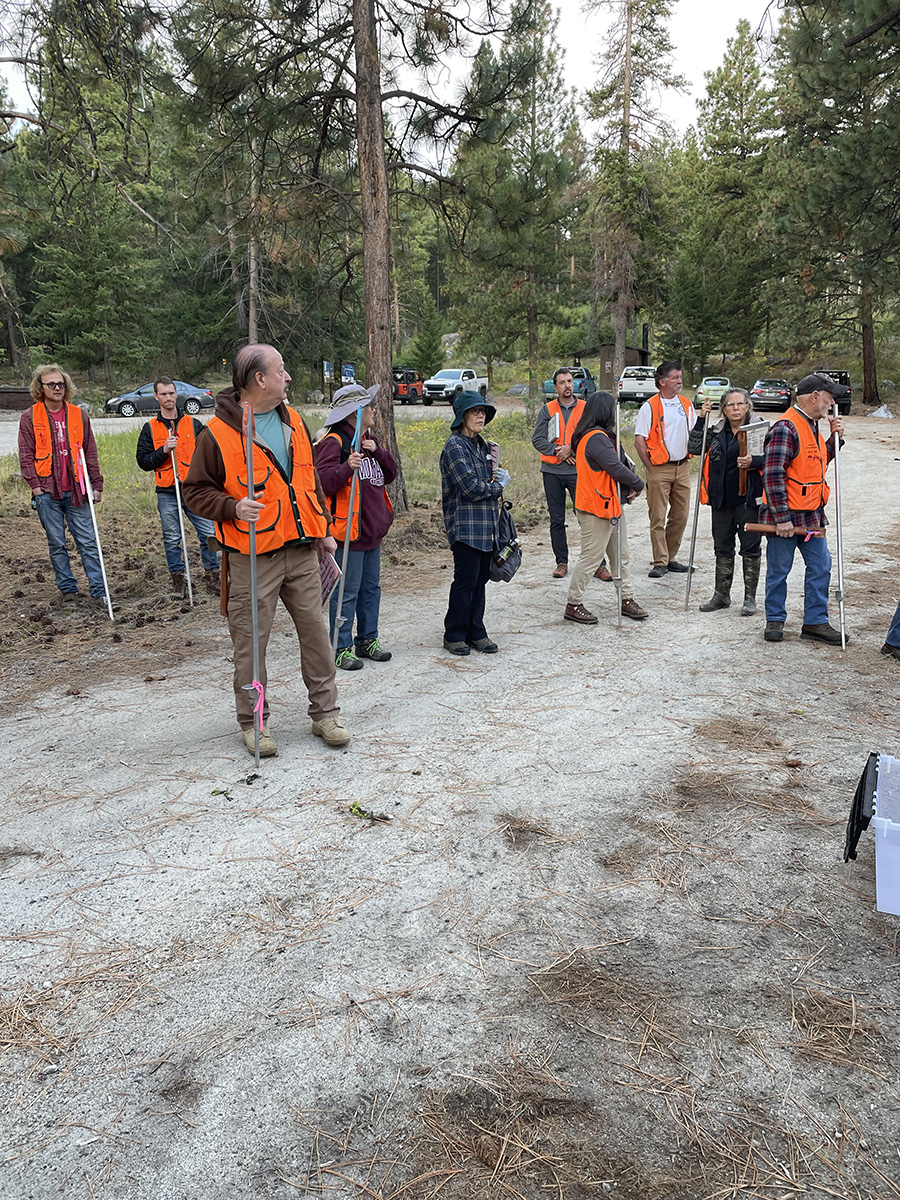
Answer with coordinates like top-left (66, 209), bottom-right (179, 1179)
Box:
top-left (184, 344), bottom-right (349, 759)
top-left (755, 373), bottom-right (847, 645)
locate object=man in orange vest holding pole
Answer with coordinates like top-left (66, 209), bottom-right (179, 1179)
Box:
top-left (17, 363), bottom-right (106, 609)
top-left (183, 344), bottom-right (350, 758)
top-left (757, 373), bottom-right (847, 645)
top-left (634, 360), bottom-right (698, 578)
top-left (136, 377), bottom-right (220, 599)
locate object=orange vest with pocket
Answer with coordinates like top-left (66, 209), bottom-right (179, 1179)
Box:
top-left (575, 429), bottom-right (622, 519)
top-left (151, 415), bottom-right (196, 488)
top-left (643, 393), bottom-right (694, 465)
top-left (763, 407), bottom-right (831, 511)
top-left (542, 397), bottom-right (585, 464)
top-left (31, 402), bottom-right (86, 492)
top-left (205, 409), bottom-right (328, 553)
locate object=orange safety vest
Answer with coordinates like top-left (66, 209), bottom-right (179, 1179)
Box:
top-left (31, 402), bottom-right (87, 493)
top-left (205, 408), bottom-right (328, 554)
top-left (542, 397), bottom-right (585, 464)
top-left (318, 430), bottom-right (394, 543)
top-left (699, 453), bottom-right (711, 505)
top-left (643, 393), bottom-right (694, 465)
top-left (575, 429), bottom-right (622, 519)
top-left (763, 407), bottom-right (831, 511)
top-left (151, 415), bottom-right (197, 488)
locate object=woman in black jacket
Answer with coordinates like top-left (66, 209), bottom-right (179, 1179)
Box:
top-left (688, 387), bottom-right (763, 616)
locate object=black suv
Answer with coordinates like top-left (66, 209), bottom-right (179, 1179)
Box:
top-left (814, 369), bottom-right (852, 416)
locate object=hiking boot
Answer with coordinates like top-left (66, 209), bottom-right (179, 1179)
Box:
top-left (171, 571), bottom-right (186, 598)
top-left (595, 563), bottom-right (613, 581)
top-left (241, 725), bottom-right (278, 758)
top-left (204, 569), bottom-right (221, 596)
top-left (552, 562), bottom-right (568, 578)
top-left (311, 715), bottom-right (350, 747)
top-left (620, 598), bottom-right (648, 621)
top-left (764, 620), bottom-right (784, 642)
top-left (648, 564), bottom-right (667, 579)
top-left (335, 648), bottom-right (363, 671)
top-left (443, 639), bottom-right (471, 655)
top-left (801, 622), bottom-right (846, 645)
top-left (740, 557), bottom-right (760, 617)
top-left (564, 602), bottom-right (598, 625)
top-left (356, 637), bottom-right (391, 661)
top-left (81, 595), bottom-right (108, 613)
top-left (667, 560), bottom-right (693, 573)
top-left (467, 637), bottom-right (498, 653)
top-left (699, 557), bottom-right (734, 611)
top-left (881, 642), bottom-right (900, 661)
top-left (57, 592), bottom-right (77, 609)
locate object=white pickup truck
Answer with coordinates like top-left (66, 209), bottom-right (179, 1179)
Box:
top-left (617, 365), bottom-right (658, 404)
top-left (421, 368), bottom-right (489, 406)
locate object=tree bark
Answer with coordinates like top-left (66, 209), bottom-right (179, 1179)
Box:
top-left (860, 279), bottom-right (880, 407)
top-left (248, 137), bottom-right (260, 344)
top-left (353, 0), bottom-right (407, 511)
top-left (222, 168), bottom-right (247, 339)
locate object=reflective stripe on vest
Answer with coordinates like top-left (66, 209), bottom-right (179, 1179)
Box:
top-left (763, 407), bottom-right (831, 511)
top-left (644, 393), bottom-right (694, 465)
top-left (541, 397), bottom-right (585, 464)
top-left (320, 430), bottom-right (360, 542)
top-left (205, 409), bottom-right (328, 553)
top-left (151, 415), bottom-right (196, 488)
top-left (31, 402), bottom-right (86, 493)
top-left (575, 429), bottom-right (622, 519)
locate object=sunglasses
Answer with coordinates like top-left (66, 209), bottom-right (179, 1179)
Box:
top-left (43, 381), bottom-right (66, 390)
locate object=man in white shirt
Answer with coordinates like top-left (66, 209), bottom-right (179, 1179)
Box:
top-left (633, 361), bottom-right (697, 578)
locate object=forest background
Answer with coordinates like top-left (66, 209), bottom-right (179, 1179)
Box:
top-left (0, 0), bottom-right (898, 479)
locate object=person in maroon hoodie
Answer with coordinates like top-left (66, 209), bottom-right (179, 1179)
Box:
top-left (315, 384), bottom-right (397, 670)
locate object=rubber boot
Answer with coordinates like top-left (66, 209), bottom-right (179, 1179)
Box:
top-left (740, 556), bottom-right (760, 617)
top-left (699, 557), bottom-right (734, 611)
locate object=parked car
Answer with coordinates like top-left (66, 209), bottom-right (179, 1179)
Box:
top-left (693, 377), bottom-right (732, 408)
top-left (421, 368), bottom-right (488, 406)
top-left (542, 365), bottom-right (597, 400)
top-left (105, 381), bottom-right (214, 417)
top-left (616, 365), bottom-right (657, 403)
top-left (749, 378), bottom-right (793, 412)
top-left (814, 368), bottom-right (852, 415)
top-left (392, 367), bottom-right (424, 404)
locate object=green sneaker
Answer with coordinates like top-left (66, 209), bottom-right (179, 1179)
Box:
top-left (356, 637), bottom-right (392, 662)
top-left (335, 648), bottom-right (363, 671)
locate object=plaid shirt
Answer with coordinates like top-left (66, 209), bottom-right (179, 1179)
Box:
top-left (758, 409), bottom-right (836, 531)
top-left (440, 432), bottom-right (502, 551)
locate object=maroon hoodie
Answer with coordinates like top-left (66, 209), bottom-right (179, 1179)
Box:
top-left (314, 421), bottom-right (396, 551)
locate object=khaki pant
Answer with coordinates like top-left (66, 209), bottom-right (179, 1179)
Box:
top-left (227, 542), bottom-right (339, 730)
top-left (567, 509), bottom-right (633, 605)
top-left (646, 461), bottom-right (692, 566)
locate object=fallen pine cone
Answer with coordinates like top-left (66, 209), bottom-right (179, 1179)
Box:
top-left (474, 1133), bottom-right (502, 1168)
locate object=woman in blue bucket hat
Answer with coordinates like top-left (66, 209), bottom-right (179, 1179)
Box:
top-left (439, 390), bottom-right (509, 655)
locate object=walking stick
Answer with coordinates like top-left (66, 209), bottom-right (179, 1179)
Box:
top-left (242, 402), bottom-right (262, 768)
top-left (78, 448), bottom-right (114, 621)
top-left (170, 441), bottom-right (194, 607)
top-left (330, 404), bottom-right (364, 653)
top-left (684, 409), bottom-right (710, 611)
top-left (614, 399), bottom-right (623, 628)
top-left (831, 399), bottom-right (847, 650)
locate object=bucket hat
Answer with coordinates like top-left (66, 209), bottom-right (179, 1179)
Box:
top-left (450, 389), bottom-right (496, 430)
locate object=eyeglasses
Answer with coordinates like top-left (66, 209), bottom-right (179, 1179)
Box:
top-left (43, 381), bottom-right (66, 390)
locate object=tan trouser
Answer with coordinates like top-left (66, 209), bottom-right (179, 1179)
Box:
top-left (227, 543), bottom-right (339, 730)
top-left (646, 461), bottom-right (692, 566)
top-left (567, 509), bottom-right (632, 605)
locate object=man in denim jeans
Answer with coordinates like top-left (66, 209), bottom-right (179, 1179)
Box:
top-left (18, 364), bottom-right (106, 609)
top-left (136, 378), bottom-right (219, 598)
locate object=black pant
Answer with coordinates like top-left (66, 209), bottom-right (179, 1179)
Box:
top-left (711, 503), bottom-right (761, 559)
top-left (542, 472), bottom-right (577, 563)
top-left (444, 542), bottom-right (493, 643)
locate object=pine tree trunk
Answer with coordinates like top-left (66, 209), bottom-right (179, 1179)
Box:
top-left (860, 280), bottom-right (880, 407)
top-left (353, 0), bottom-right (407, 511)
top-left (222, 169), bottom-right (247, 338)
top-left (248, 139), bottom-right (260, 344)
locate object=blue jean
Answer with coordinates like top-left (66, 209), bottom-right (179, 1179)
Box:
top-left (34, 491), bottom-right (105, 597)
top-left (157, 491), bottom-right (218, 574)
top-left (329, 545), bottom-right (382, 651)
top-left (886, 595), bottom-right (900, 648)
top-left (764, 532), bottom-right (832, 625)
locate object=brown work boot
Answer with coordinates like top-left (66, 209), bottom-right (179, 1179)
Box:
top-left (564, 602), bottom-right (598, 625)
top-left (171, 571), bottom-right (186, 598)
top-left (594, 563), bottom-right (613, 581)
top-left (801, 622), bottom-right (846, 645)
top-left (204, 569), bottom-right (221, 596)
top-left (620, 598), bottom-right (648, 621)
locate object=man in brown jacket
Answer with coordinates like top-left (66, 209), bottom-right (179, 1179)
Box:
top-left (183, 344), bottom-right (350, 757)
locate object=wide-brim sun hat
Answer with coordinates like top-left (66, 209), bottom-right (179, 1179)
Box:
top-left (450, 389), bottom-right (496, 430)
top-left (326, 382), bottom-right (380, 426)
